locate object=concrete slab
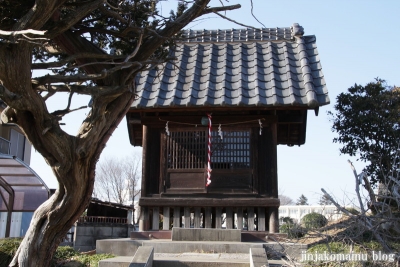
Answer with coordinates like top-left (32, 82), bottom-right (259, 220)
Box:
top-left (98, 256), bottom-right (133, 267)
top-left (250, 248), bottom-right (268, 267)
top-left (131, 246), bottom-right (154, 267)
top-left (154, 253), bottom-right (249, 267)
top-left (172, 228), bottom-right (241, 242)
top-left (96, 238), bottom-right (307, 260)
top-left (96, 238), bottom-right (142, 256)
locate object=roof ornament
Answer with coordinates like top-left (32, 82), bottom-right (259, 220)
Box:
top-left (291, 23), bottom-right (304, 38)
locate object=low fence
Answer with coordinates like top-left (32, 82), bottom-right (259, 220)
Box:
top-left (78, 216), bottom-right (128, 224)
top-left (74, 216), bottom-right (134, 252)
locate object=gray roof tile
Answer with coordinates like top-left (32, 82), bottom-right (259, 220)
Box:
top-left (133, 24), bottom-right (329, 109)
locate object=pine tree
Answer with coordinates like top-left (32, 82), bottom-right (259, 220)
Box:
top-left (319, 194), bottom-right (332, 205)
top-left (296, 194), bottom-right (309, 205)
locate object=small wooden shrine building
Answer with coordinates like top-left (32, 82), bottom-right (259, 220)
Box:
top-left (126, 23), bottom-right (329, 233)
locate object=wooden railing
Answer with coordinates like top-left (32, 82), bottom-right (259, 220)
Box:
top-left (78, 216), bottom-right (128, 224)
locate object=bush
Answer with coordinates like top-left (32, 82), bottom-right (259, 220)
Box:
top-left (301, 212), bottom-right (328, 229)
top-left (0, 238), bottom-right (22, 266)
top-left (280, 216), bottom-right (294, 224)
top-left (280, 223), bottom-right (306, 239)
top-left (0, 238), bottom-right (114, 267)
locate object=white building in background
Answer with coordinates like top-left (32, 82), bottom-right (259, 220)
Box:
top-left (279, 205), bottom-right (343, 223)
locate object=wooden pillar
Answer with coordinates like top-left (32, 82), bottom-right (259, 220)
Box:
top-left (247, 207), bottom-right (254, 231)
top-left (237, 208), bottom-right (243, 230)
top-left (267, 122), bottom-right (278, 198)
top-left (226, 207), bottom-right (233, 229)
top-left (205, 207), bottom-right (212, 228)
top-left (215, 207), bottom-right (222, 229)
top-left (152, 207), bottom-right (159, 230)
top-left (141, 125), bottom-right (148, 198)
top-left (258, 207), bottom-right (266, 231)
top-left (163, 207), bottom-right (170, 230)
top-left (268, 207), bottom-right (279, 233)
top-left (173, 207), bottom-right (180, 228)
top-left (184, 207), bottom-right (190, 228)
top-left (194, 207), bottom-right (201, 228)
top-left (139, 207), bottom-right (150, 231)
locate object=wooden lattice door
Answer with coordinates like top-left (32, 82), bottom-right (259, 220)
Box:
top-left (163, 128), bottom-right (253, 193)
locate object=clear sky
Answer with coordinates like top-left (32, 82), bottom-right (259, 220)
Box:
top-left (30, 0), bottom-right (400, 205)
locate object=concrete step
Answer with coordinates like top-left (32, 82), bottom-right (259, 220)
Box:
top-left (153, 253), bottom-right (250, 267)
top-left (98, 256), bottom-right (133, 267)
top-left (99, 246), bottom-right (154, 267)
top-left (96, 238), bottom-right (307, 260)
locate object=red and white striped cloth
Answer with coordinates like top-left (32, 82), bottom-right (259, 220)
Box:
top-left (206, 113), bottom-right (212, 186)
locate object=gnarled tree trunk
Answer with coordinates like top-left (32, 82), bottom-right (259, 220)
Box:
top-left (0, 1), bottom-right (241, 266)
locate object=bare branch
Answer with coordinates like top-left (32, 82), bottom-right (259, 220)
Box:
top-left (348, 160), bottom-right (366, 214)
top-left (212, 11), bottom-right (261, 30)
top-left (124, 32), bottom-right (143, 63)
top-left (202, 4), bottom-right (241, 15)
top-left (32, 53), bottom-right (125, 69)
top-left (35, 84), bottom-right (124, 96)
top-left (0, 29), bottom-right (47, 36)
top-left (249, 0), bottom-right (266, 28)
top-left (32, 72), bottom-right (108, 85)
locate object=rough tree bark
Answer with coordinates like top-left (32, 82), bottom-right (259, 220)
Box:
top-left (0, 1), bottom-right (241, 266)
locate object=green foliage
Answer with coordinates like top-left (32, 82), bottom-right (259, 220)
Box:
top-left (281, 216), bottom-right (294, 224)
top-left (279, 223), bottom-right (305, 239)
top-left (53, 246), bottom-right (79, 263)
top-left (0, 238), bottom-right (22, 267)
top-left (296, 194), bottom-right (309, 205)
top-left (0, 238), bottom-right (114, 267)
top-left (328, 79), bottom-right (400, 184)
top-left (68, 253), bottom-right (115, 267)
top-left (301, 212), bottom-right (328, 229)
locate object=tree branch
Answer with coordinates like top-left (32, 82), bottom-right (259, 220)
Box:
top-left (35, 84), bottom-right (125, 96)
top-left (0, 29), bottom-right (47, 36)
top-left (32, 53), bottom-right (125, 69)
top-left (47, 0), bottom-right (105, 38)
top-left (32, 72), bottom-right (108, 86)
top-left (134, 0), bottom-right (212, 62)
top-left (98, 5), bottom-right (129, 25)
top-left (12, 0), bottom-right (68, 31)
top-left (201, 4), bottom-right (241, 15)
top-left (0, 83), bottom-right (24, 110)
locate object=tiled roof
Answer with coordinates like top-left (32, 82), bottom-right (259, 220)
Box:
top-left (133, 23), bottom-right (329, 109)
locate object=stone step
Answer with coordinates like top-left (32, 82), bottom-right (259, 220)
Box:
top-left (99, 246), bottom-right (154, 267)
top-left (98, 256), bottom-right (133, 267)
top-left (96, 238), bottom-right (307, 260)
top-left (153, 253), bottom-right (250, 267)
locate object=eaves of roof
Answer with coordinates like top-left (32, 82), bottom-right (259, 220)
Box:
top-left (132, 24), bottom-right (329, 111)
